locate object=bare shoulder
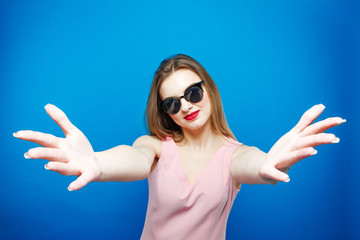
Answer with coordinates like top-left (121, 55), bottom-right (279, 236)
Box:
top-left (132, 135), bottom-right (162, 159)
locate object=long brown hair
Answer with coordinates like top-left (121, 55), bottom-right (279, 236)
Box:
top-left (145, 54), bottom-right (235, 142)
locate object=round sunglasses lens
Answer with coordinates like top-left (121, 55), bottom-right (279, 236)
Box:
top-left (163, 98), bottom-right (180, 114)
top-left (185, 86), bottom-right (203, 103)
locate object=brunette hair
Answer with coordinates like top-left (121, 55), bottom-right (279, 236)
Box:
top-left (145, 54), bottom-right (235, 142)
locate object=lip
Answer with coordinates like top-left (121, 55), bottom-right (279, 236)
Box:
top-left (184, 110), bottom-right (200, 121)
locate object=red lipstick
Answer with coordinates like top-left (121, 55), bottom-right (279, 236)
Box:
top-left (184, 110), bottom-right (200, 121)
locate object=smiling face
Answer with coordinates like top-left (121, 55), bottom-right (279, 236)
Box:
top-left (146, 54), bottom-right (235, 142)
top-left (159, 69), bottom-right (212, 132)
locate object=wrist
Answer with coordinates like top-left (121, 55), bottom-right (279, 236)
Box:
top-left (93, 152), bottom-right (103, 182)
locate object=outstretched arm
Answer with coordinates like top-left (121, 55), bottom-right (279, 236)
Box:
top-left (95, 135), bottom-right (161, 182)
top-left (230, 104), bottom-right (346, 185)
top-left (14, 104), bottom-right (161, 191)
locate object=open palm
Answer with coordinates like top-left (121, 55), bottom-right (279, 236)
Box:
top-left (259, 104), bottom-right (345, 183)
top-left (14, 104), bottom-right (101, 191)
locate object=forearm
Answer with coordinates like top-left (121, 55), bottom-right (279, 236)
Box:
top-left (231, 147), bottom-right (274, 185)
top-left (231, 147), bottom-right (293, 185)
top-left (95, 145), bottom-right (152, 182)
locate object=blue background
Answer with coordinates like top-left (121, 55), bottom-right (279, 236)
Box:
top-left (1, 0), bottom-right (358, 239)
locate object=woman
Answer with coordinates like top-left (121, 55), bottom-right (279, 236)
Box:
top-left (13, 54), bottom-right (345, 239)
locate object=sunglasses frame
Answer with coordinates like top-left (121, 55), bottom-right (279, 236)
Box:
top-left (161, 81), bottom-right (204, 114)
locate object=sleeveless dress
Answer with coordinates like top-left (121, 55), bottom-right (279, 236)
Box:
top-left (140, 137), bottom-right (243, 240)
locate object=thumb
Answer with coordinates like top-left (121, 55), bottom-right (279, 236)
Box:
top-left (259, 165), bottom-right (290, 183)
top-left (68, 172), bottom-right (93, 191)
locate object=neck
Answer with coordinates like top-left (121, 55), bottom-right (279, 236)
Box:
top-left (179, 120), bottom-right (226, 151)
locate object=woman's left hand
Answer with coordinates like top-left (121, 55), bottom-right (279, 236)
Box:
top-left (258, 104), bottom-right (346, 183)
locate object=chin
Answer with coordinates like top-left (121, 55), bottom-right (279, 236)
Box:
top-left (180, 117), bottom-right (210, 131)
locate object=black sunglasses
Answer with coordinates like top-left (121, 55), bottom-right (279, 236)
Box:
top-left (162, 81), bottom-right (204, 115)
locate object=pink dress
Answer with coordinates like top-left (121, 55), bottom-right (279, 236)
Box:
top-left (140, 137), bottom-right (242, 240)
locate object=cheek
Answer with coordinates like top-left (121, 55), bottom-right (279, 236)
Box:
top-left (168, 112), bottom-right (182, 124)
top-left (197, 92), bottom-right (211, 111)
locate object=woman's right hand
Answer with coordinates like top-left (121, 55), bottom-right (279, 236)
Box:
top-left (13, 104), bottom-right (101, 191)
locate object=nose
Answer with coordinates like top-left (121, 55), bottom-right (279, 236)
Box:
top-left (180, 98), bottom-right (193, 112)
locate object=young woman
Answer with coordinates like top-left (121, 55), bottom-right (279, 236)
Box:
top-left (13, 54), bottom-right (345, 239)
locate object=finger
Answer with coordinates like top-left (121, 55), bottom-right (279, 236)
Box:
top-left (300, 117), bottom-right (346, 137)
top-left (14, 130), bottom-right (60, 148)
top-left (291, 104), bottom-right (325, 133)
top-left (45, 104), bottom-right (78, 136)
top-left (26, 147), bottom-right (68, 162)
top-left (259, 165), bottom-right (290, 183)
top-left (45, 162), bottom-right (80, 176)
top-left (276, 147), bottom-right (317, 169)
top-left (280, 166), bottom-right (291, 174)
top-left (68, 171), bottom-right (93, 191)
top-left (292, 133), bottom-right (338, 150)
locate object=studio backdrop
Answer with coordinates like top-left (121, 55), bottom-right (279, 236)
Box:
top-left (1, 1), bottom-right (358, 239)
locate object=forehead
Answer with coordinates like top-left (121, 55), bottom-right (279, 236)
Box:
top-left (159, 69), bottom-right (201, 99)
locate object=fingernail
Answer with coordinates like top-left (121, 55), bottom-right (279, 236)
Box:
top-left (68, 186), bottom-right (73, 191)
top-left (44, 164), bottom-right (50, 170)
top-left (311, 150), bottom-right (318, 156)
top-left (44, 103), bottom-right (51, 109)
top-left (319, 104), bottom-right (325, 109)
top-left (13, 132), bottom-right (19, 138)
top-left (332, 137), bottom-right (340, 144)
top-left (337, 119), bottom-right (347, 125)
top-left (284, 178), bottom-right (290, 183)
top-left (24, 152), bottom-right (31, 159)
